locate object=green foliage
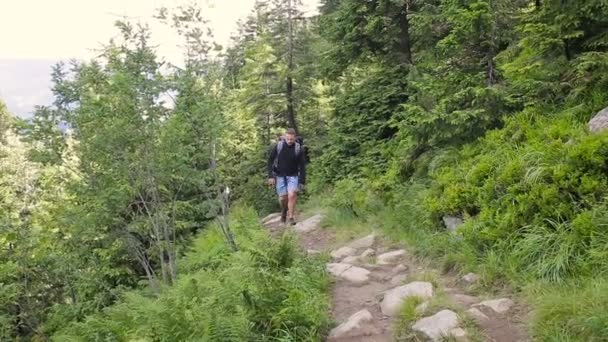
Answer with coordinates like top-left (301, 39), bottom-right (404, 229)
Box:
top-left (315, 62), bottom-right (408, 183)
top-left (53, 206), bottom-right (331, 342)
top-left (426, 112), bottom-right (608, 281)
top-left (529, 279), bottom-right (608, 341)
top-left (328, 179), bottom-right (383, 218)
top-left (0, 100), bottom-right (12, 142)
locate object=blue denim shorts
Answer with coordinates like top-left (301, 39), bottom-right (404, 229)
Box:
top-left (276, 176), bottom-right (299, 196)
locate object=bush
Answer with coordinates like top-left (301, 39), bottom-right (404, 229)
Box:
top-left (426, 111), bottom-right (608, 282)
top-left (53, 206), bottom-right (331, 342)
top-left (328, 179), bottom-right (384, 218)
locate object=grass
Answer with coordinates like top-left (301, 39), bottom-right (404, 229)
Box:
top-left (526, 279), bottom-right (608, 341)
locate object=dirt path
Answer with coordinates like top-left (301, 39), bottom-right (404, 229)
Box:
top-left (262, 212), bottom-right (530, 342)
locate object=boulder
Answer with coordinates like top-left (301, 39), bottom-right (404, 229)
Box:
top-left (389, 273), bottom-right (408, 286)
top-left (412, 310), bottom-right (459, 341)
top-left (331, 246), bottom-right (357, 259)
top-left (392, 264), bottom-right (408, 274)
top-left (466, 308), bottom-right (489, 321)
top-left (326, 263), bottom-right (370, 285)
top-left (443, 216), bottom-right (463, 232)
top-left (262, 213), bottom-right (282, 225)
top-left (380, 281), bottom-right (433, 316)
top-left (450, 328), bottom-right (468, 342)
top-left (474, 298), bottom-right (514, 314)
top-left (452, 294), bottom-right (479, 307)
top-left (341, 255), bottom-right (360, 264)
top-left (588, 106), bottom-right (608, 133)
top-left (340, 266), bottom-right (371, 285)
top-left (328, 309), bottom-right (377, 339)
top-left (294, 214), bottom-right (323, 233)
top-left (348, 234), bottom-right (376, 249)
top-left (377, 249), bottom-right (406, 265)
top-left (360, 248), bottom-right (375, 258)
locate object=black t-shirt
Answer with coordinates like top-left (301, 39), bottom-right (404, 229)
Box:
top-left (267, 142), bottom-right (306, 184)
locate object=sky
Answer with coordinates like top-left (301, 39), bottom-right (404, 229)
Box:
top-left (0, 0), bottom-right (321, 117)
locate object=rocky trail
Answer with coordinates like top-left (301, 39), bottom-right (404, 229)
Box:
top-left (262, 212), bottom-right (530, 342)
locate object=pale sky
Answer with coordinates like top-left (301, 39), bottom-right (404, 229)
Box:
top-left (0, 0), bottom-right (321, 116)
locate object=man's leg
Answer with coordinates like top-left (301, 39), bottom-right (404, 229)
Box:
top-left (276, 177), bottom-right (288, 223)
top-left (287, 177), bottom-right (299, 224)
top-left (280, 195), bottom-right (288, 222)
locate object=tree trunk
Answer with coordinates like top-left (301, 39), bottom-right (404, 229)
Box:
top-left (286, 77), bottom-right (297, 131)
top-left (286, 0), bottom-right (298, 133)
top-left (397, 2), bottom-right (413, 64)
top-left (564, 39), bottom-right (572, 60)
top-left (487, 57), bottom-right (497, 86)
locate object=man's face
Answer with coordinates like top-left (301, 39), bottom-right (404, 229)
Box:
top-left (285, 133), bottom-right (296, 146)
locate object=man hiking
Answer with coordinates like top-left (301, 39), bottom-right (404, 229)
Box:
top-left (268, 128), bottom-right (306, 225)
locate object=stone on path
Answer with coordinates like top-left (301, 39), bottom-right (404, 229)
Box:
top-left (462, 272), bottom-right (479, 283)
top-left (412, 309), bottom-right (459, 342)
top-left (328, 309), bottom-right (377, 339)
top-left (360, 248), bottom-right (375, 258)
top-left (331, 246), bottom-right (357, 259)
top-left (307, 249), bottom-right (321, 256)
top-left (474, 298), bottom-right (514, 314)
top-left (377, 249), bottom-right (406, 265)
top-left (326, 263), bottom-right (370, 285)
top-left (450, 327), bottom-right (468, 342)
top-left (341, 255), bottom-right (360, 264)
top-left (262, 213), bottom-right (282, 225)
top-left (389, 273), bottom-right (408, 286)
top-left (392, 264), bottom-right (408, 274)
top-left (452, 294), bottom-right (479, 307)
top-left (466, 308), bottom-right (489, 321)
top-left (294, 214), bottom-right (323, 233)
top-left (380, 281), bottom-right (434, 316)
top-left (347, 234), bottom-right (376, 249)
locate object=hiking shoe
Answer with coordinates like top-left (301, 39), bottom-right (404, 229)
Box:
top-left (288, 218), bottom-right (296, 226)
top-left (280, 207), bottom-right (288, 223)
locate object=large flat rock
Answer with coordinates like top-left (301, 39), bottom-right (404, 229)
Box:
top-left (412, 309), bottom-right (459, 341)
top-left (294, 214), bottom-right (323, 233)
top-left (261, 213), bottom-right (282, 225)
top-left (331, 246), bottom-right (357, 259)
top-left (347, 234), bottom-right (376, 249)
top-left (377, 249), bottom-right (406, 264)
top-left (380, 281), bottom-right (433, 316)
top-left (327, 263), bottom-right (371, 285)
top-left (328, 309), bottom-right (377, 339)
top-left (474, 298), bottom-right (514, 314)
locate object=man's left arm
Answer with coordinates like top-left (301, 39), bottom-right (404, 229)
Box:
top-left (298, 148), bottom-right (306, 187)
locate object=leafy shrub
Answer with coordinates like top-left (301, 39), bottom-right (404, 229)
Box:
top-left (427, 111), bottom-right (608, 281)
top-left (329, 178), bottom-right (384, 218)
top-left (53, 206), bottom-right (331, 342)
